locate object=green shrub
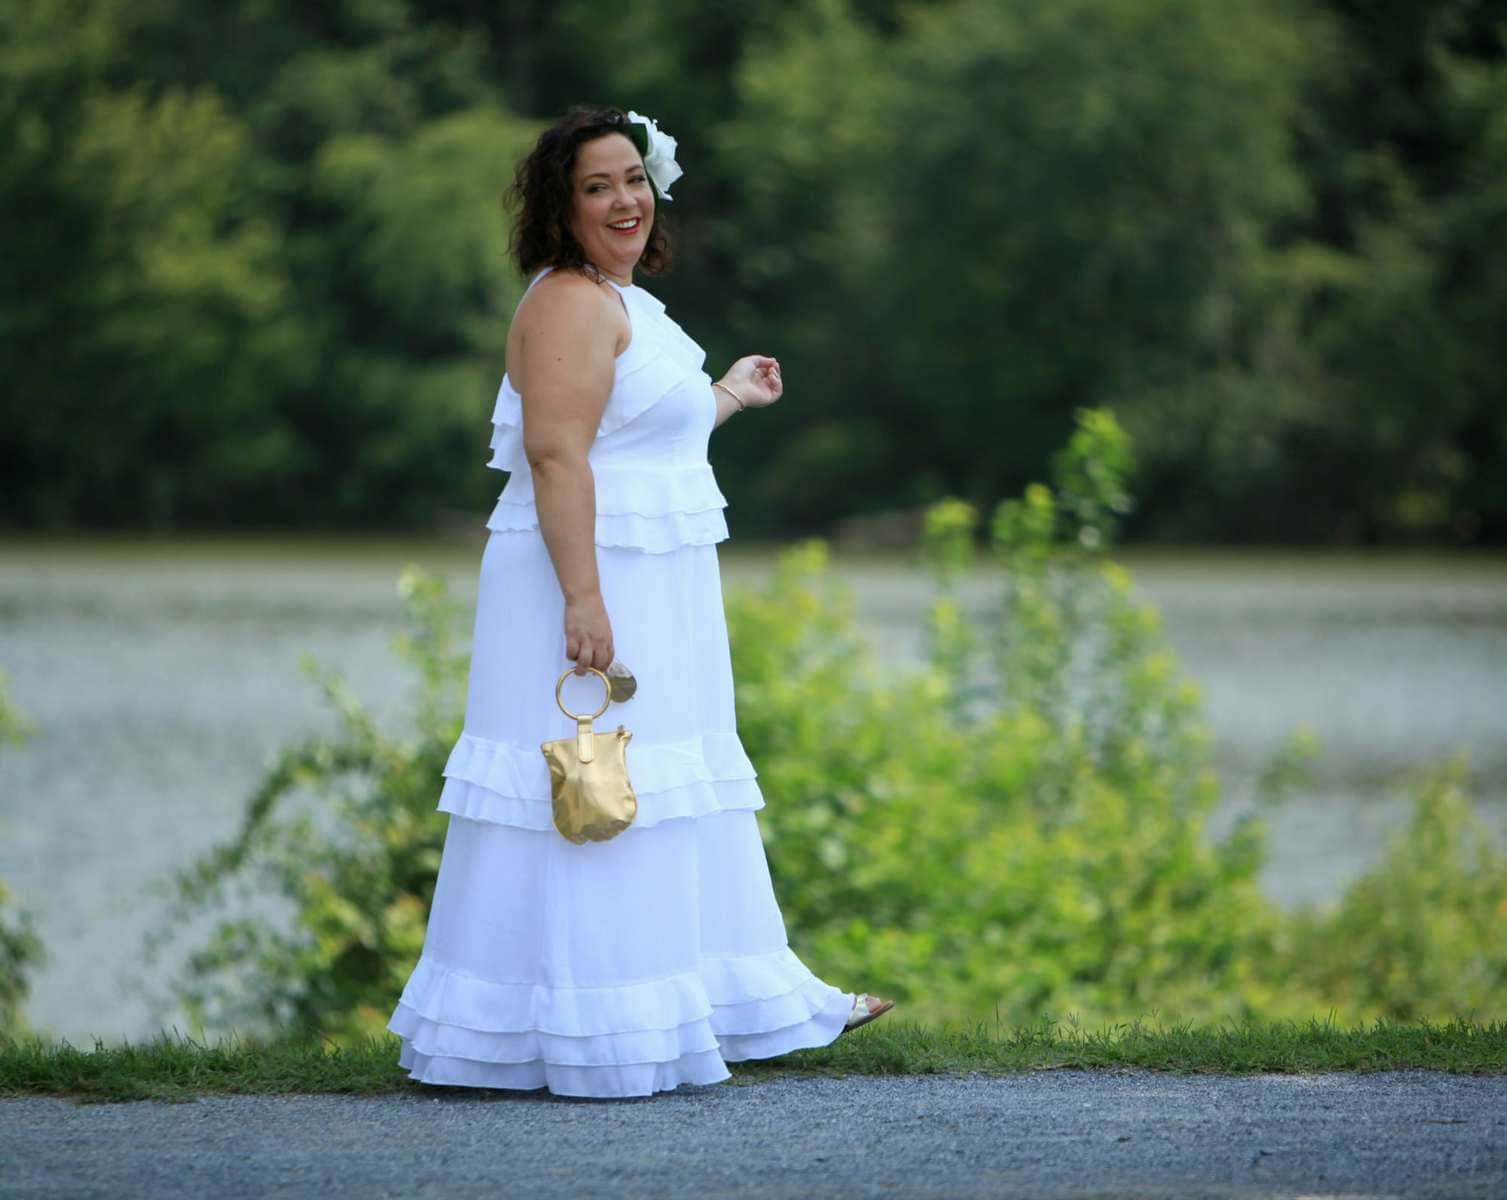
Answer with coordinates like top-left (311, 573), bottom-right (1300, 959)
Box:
top-left (1275, 755), bottom-right (1507, 1023)
top-left (0, 673), bottom-right (46, 1038)
top-left (730, 410), bottom-right (1320, 1029)
top-left (140, 572), bottom-right (462, 1041)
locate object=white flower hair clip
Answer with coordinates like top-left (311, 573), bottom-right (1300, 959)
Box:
top-left (625, 110), bottom-right (683, 202)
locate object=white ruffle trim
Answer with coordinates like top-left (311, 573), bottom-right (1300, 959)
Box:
top-left (439, 730), bottom-right (762, 832)
top-left (388, 946), bottom-right (854, 1097)
top-left (486, 367), bottom-right (669, 473)
top-left (439, 776), bottom-right (764, 831)
top-left (483, 503), bottom-right (728, 554)
top-left (396, 1038), bottom-right (733, 1096)
top-left (494, 460), bottom-right (728, 515)
top-left (484, 458), bottom-right (729, 553)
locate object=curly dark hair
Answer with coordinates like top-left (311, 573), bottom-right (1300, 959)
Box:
top-left (504, 105), bottom-right (674, 281)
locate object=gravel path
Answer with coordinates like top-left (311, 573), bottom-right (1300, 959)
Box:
top-left (2, 1068), bottom-right (1504, 1198)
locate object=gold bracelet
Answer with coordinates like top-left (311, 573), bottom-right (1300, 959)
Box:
top-left (712, 381), bottom-right (747, 411)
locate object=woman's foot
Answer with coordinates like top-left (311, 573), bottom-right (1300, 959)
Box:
top-left (836, 992), bottom-right (895, 1038)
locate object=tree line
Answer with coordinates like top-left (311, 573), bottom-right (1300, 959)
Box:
top-left (2, 0), bottom-right (1503, 543)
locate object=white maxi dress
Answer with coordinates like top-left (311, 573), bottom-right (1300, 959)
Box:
top-left (387, 268), bottom-right (855, 1098)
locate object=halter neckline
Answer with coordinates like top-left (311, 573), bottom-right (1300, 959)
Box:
top-left (527, 265), bottom-right (633, 292)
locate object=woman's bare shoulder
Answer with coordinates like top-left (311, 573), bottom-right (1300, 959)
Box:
top-left (512, 268), bottom-right (627, 355)
top-left (517, 269), bottom-right (611, 321)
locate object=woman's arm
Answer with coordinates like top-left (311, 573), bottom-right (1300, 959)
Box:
top-left (510, 274), bottom-right (627, 673)
top-left (712, 356), bottom-right (783, 430)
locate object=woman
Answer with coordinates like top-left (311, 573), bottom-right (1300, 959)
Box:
top-left (387, 105), bottom-right (895, 1099)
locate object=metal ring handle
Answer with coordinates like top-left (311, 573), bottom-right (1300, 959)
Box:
top-left (556, 666), bottom-right (612, 721)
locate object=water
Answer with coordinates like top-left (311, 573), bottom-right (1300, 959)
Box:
top-left (1, 534), bottom-right (1503, 1045)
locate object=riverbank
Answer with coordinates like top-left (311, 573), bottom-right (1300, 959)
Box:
top-left (2, 537), bottom-right (1504, 1046)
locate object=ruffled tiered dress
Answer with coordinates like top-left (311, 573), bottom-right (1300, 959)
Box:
top-left (387, 268), bottom-right (855, 1098)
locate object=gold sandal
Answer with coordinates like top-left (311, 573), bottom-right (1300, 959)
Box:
top-left (836, 992), bottom-right (896, 1037)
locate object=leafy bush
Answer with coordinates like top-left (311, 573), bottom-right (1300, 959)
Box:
top-left (1275, 755), bottom-right (1507, 1024)
top-left (140, 572), bottom-right (463, 1041)
top-left (0, 674), bottom-right (46, 1038)
top-left (143, 409), bottom-right (1507, 1041)
top-left (728, 410), bottom-right (1317, 1028)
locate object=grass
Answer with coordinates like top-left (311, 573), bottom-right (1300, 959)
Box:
top-left (2, 1015), bottom-right (1504, 1104)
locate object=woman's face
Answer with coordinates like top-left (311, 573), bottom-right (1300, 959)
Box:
top-left (568, 132), bottom-right (654, 277)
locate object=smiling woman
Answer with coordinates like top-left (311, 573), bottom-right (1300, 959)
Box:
top-left (506, 107), bottom-right (674, 284)
top-left (568, 135), bottom-right (654, 285)
top-left (383, 105), bottom-right (892, 1100)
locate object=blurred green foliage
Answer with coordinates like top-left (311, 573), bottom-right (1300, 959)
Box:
top-left (727, 409), bottom-right (1305, 1028)
top-left (2, 0), bottom-right (1505, 542)
top-left (142, 410), bottom-right (1506, 1041)
top-left (138, 569), bottom-right (469, 1039)
top-left (1280, 755), bottom-right (1507, 1021)
top-left (0, 674), bottom-right (45, 1037)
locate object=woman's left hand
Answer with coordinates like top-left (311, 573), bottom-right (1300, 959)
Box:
top-left (719, 355), bottom-right (783, 409)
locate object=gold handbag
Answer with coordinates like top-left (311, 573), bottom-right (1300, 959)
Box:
top-left (541, 666), bottom-right (637, 844)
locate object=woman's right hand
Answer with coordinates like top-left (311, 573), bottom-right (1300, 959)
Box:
top-left (565, 592), bottom-right (614, 675)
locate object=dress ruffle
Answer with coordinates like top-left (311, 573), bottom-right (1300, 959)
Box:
top-left (485, 344), bottom-right (676, 474)
top-left (484, 460), bottom-right (730, 553)
top-left (484, 504), bottom-right (728, 553)
top-left (395, 1042), bottom-right (732, 1096)
top-left (439, 729), bottom-right (762, 831)
top-left (439, 776), bottom-right (765, 832)
top-left (492, 460), bottom-right (728, 515)
top-left (388, 945), bottom-right (854, 1097)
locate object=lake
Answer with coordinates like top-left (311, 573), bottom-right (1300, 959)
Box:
top-left (1, 533), bottom-right (1503, 1046)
